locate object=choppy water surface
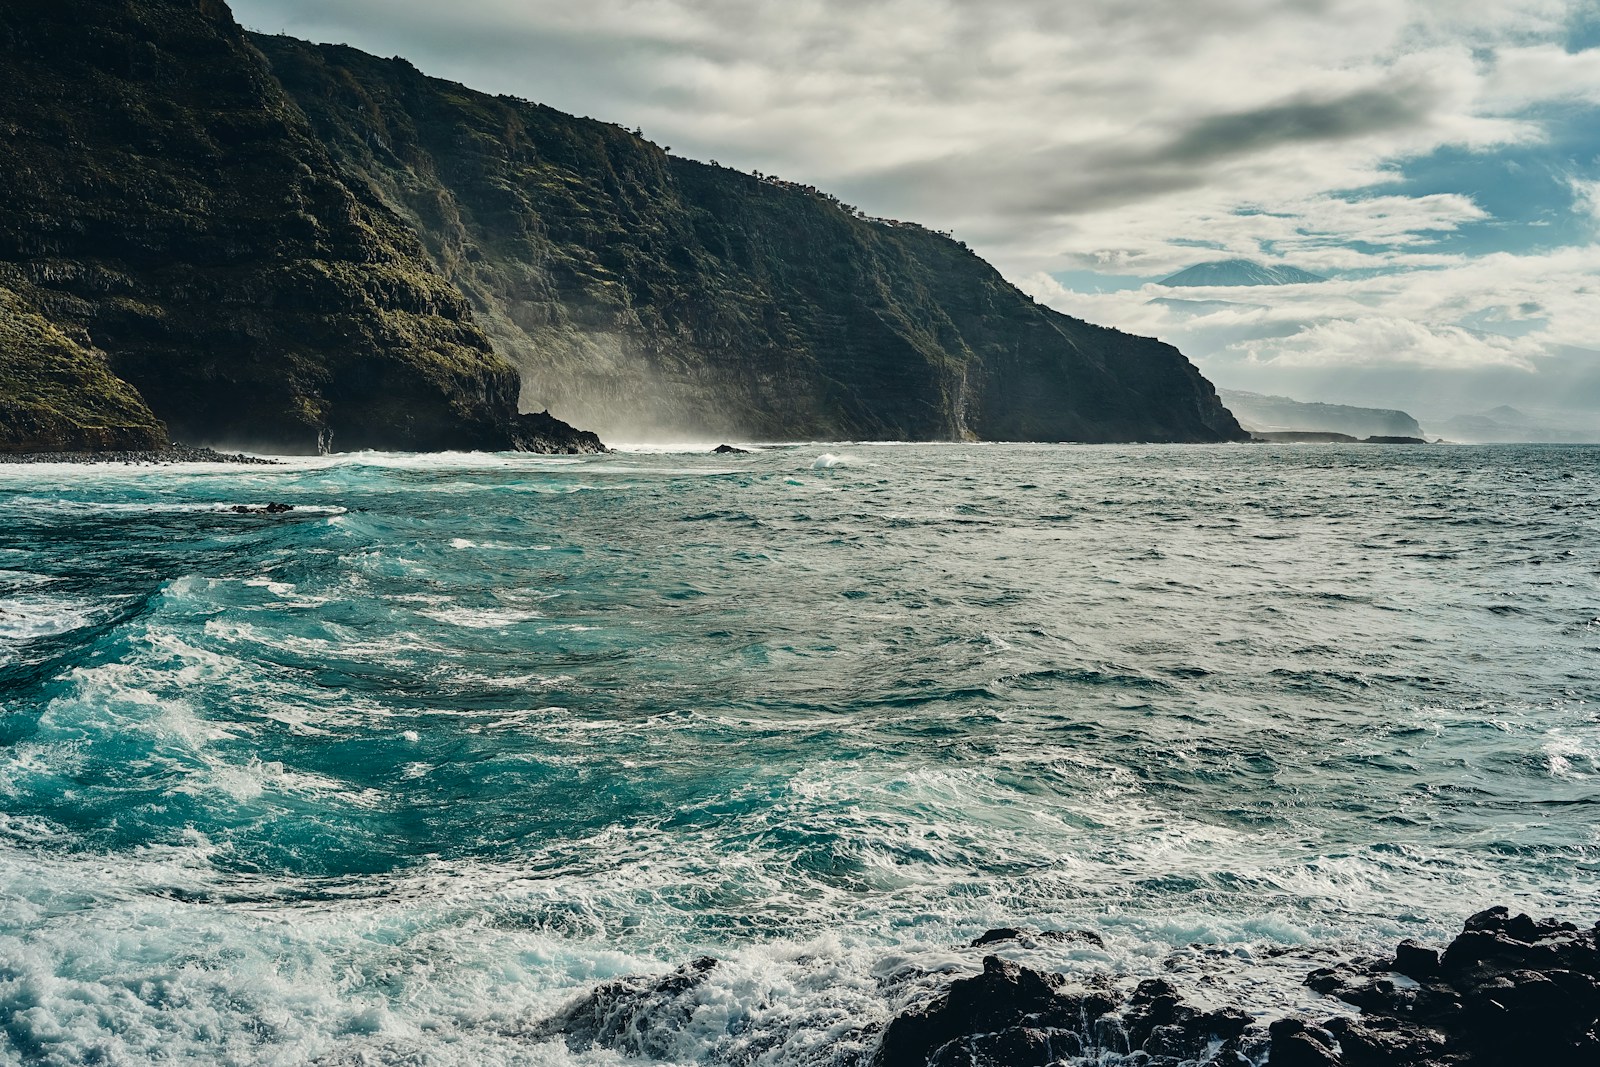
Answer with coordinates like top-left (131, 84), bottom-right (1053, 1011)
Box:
top-left (1, 443), bottom-right (1597, 1064)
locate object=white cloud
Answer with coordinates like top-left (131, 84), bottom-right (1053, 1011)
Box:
top-left (1484, 44), bottom-right (1600, 108)
top-left (1238, 317), bottom-right (1543, 370)
top-left (1572, 177), bottom-right (1600, 224)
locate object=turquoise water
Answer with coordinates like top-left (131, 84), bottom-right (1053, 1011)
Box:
top-left (1, 443), bottom-right (1597, 1064)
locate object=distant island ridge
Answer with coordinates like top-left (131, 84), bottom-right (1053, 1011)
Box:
top-left (1429, 405), bottom-right (1600, 444)
top-left (1159, 259), bottom-right (1327, 287)
top-left (1218, 389), bottom-right (1425, 441)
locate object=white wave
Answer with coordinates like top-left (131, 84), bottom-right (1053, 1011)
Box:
top-left (812, 453), bottom-right (847, 469)
top-left (0, 834), bottom-right (1421, 1067)
top-left (0, 594), bottom-right (102, 642)
top-left (1544, 728), bottom-right (1596, 779)
top-left (332, 450), bottom-right (590, 471)
top-left (417, 606), bottom-right (546, 630)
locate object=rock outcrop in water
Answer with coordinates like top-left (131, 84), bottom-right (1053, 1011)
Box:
top-left (535, 956), bottom-right (722, 1060)
top-left (0, 0), bottom-right (601, 455)
top-left (541, 908), bottom-right (1598, 1066)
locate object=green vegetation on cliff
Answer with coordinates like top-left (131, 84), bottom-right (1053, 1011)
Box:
top-left (0, 0), bottom-right (599, 454)
top-left (0, 279), bottom-right (167, 452)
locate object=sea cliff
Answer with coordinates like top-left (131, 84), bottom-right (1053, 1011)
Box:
top-left (0, 0), bottom-right (1245, 451)
top-left (0, 0), bottom-right (600, 454)
top-left (259, 35), bottom-right (1246, 444)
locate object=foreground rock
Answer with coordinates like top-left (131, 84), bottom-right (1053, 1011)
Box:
top-left (874, 957), bottom-right (1256, 1067)
top-left (539, 908), bottom-right (1597, 1066)
top-left (1303, 906), bottom-right (1598, 1067)
top-left (534, 956), bottom-right (720, 1060)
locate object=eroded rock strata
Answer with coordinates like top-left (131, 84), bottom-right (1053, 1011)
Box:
top-left (543, 908), bottom-right (1598, 1066)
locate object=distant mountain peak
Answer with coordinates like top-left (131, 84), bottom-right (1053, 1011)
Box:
top-left (1159, 259), bottom-right (1326, 287)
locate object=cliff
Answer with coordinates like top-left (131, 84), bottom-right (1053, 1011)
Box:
top-left (0, 0), bottom-right (1245, 451)
top-left (1219, 390), bottom-right (1424, 439)
top-left (253, 35), bottom-right (1247, 444)
top-left (0, 0), bottom-right (600, 454)
top-left (0, 278), bottom-right (168, 453)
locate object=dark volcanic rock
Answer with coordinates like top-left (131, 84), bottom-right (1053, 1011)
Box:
top-left (970, 927), bottom-right (1105, 949)
top-left (970, 927), bottom-right (1028, 948)
top-left (1296, 907), bottom-right (1599, 1066)
top-left (534, 909), bottom-right (1596, 1067)
top-left (0, 445), bottom-right (274, 465)
top-left (867, 908), bottom-right (1599, 1066)
top-left (1269, 1018), bottom-right (1342, 1066)
top-left (537, 956), bottom-right (719, 1059)
top-left (875, 956), bottom-right (1114, 1067)
top-left (1392, 940), bottom-right (1441, 981)
top-left (0, 0), bottom-right (600, 455)
top-left (875, 957), bottom-right (1255, 1067)
top-left (511, 411), bottom-right (606, 455)
top-left (712, 444), bottom-right (751, 454)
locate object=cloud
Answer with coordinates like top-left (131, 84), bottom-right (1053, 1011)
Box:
top-left (1572, 177), bottom-right (1600, 224)
top-left (1158, 84), bottom-right (1438, 164)
top-left (1237, 317), bottom-right (1543, 370)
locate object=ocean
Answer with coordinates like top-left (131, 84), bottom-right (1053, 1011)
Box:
top-left (1, 442), bottom-right (1596, 1065)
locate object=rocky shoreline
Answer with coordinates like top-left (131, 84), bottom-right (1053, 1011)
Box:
top-left (540, 907), bottom-right (1597, 1066)
top-left (0, 445), bottom-right (277, 465)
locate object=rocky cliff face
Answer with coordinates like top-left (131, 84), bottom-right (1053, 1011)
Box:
top-left (0, 279), bottom-right (168, 453)
top-left (255, 36), bottom-right (1247, 445)
top-left (0, 0), bottom-right (600, 454)
top-left (0, 0), bottom-right (1244, 452)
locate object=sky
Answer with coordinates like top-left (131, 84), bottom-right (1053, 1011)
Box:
top-left (232, 0), bottom-right (1600, 427)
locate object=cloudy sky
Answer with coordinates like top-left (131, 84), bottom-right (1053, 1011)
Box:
top-left (234, 0), bottom-right (1600, 425)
